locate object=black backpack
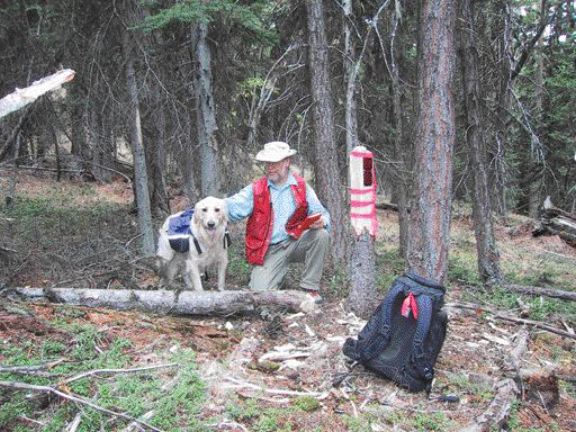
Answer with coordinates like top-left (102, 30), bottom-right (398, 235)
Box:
top-left (343, 271), bottom-right (448, 392)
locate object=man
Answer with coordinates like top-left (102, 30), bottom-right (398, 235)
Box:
top-left (226, 141), bottom-right (330, 298)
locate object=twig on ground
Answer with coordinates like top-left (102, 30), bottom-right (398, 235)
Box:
top-left (447, 302), bottom-right (576, 340)
top-left (207, 421), bottom-right (249, 431)
top-left (121, 410), bottom-right (156, 432)
top-left (0, 359), bottom-right (66, 377)
top-left (0, 380), bottom-right (164, 432)
top-left (65, 412), bottom-right (82, 432)
top-left (18, 415), bottom-right (45, 427)
top-left (224, 376), bottom-right (327, 399)
top-left (62, 363), bottom-right (177, 384)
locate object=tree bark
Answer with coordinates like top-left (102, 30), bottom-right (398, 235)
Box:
top-left (5, 288), bottom-right (318, 316)
top-left (389, 6), bottom-right (411, 259)
top-left (124, 34), bottom-right (155, 257)
top-left (347, 231), bottom-right (378, 318)
top-left (194, 22), bottom-right (220, 197)
top-left (459, 0), bottom-right (502, 285)
top-left (343, 0), bottom-right (358, 155)
top-left (306, 0), bottom-right (349, 267)
top-left (407, 0), bottom-right (457, 284)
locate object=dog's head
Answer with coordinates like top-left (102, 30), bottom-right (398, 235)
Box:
top-left (193, 196), bottom-right (228, 235)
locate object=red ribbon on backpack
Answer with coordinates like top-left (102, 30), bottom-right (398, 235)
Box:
top-left (400, 292), bottom-right (419, 319)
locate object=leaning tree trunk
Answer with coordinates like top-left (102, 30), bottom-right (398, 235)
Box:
top-left (124, 34), bottom-right (155, 257)
top-left (407, 0), bottom-right (457, 284)
top-left (459, 0), bottom-right (502, 285)
top-left (194, 21), bottom-right (220, 197)
top-left (306, 0), bottom-right (349, 267)
top-left (0, 69), bottom-right (75, 120)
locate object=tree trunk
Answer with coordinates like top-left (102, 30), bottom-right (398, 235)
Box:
top-left (459, 0), bottom-right (502, 284)
top-left (306, 0), bottom-right (349, 267)
top-left (194, 22), bottom-right (220, 197)
top-left (407, 0), bottom-right (457, 284)
top-left (6, 288), bottom-right (318, 316)
top-left (389, 7), bottom-right (411, 260)
top-left (150, 108), bottom-right (170, 217)
top-left (492, 2), bottom-right (513, 216)
top-left (124, 37), bottom-right (155, 257)
top-left (347, 231), bottom-right (377, 318)
top-left (343, 0), bottom-right (358, 155)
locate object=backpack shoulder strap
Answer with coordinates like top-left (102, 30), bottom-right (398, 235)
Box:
top-left (410, 293), bottom-right (435, 381)
top-left (357, 277), bottom-right (407, 361)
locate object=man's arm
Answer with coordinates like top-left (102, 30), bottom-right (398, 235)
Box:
top-left (225, 184), bottom-right (254, 222)
top-left (305, 184), bottom-right (331, 230)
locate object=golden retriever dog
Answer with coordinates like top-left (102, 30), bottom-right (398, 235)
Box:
top-left (156, 196), bottom-right (229, 291)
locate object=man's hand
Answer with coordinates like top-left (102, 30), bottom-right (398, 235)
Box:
top-left (309, 216), bottom-right (325, 230)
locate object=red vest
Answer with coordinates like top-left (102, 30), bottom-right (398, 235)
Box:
top-left (245, 175), bottom-right (308, 265)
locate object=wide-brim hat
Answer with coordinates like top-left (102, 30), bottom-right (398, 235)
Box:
top-left (255, 141), bottom-right (297, 163)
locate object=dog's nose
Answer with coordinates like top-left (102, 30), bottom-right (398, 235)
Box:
top-left (207, 221), bottom-right (215, 228)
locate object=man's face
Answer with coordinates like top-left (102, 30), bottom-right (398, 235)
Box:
top-left (265, 158), bottom-right (290, 184)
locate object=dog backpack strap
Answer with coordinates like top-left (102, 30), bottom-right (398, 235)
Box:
top-left (357, 278), bottom-right (406, 362)
top-left (224, 231), bottom-right (231, 249)
top-left (190, 231), bottom-right (203, 255)
top-left (410, 294), bottom-right (434, 381)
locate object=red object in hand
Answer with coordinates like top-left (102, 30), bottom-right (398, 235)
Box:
top-left (289, 213), bottom-right (322, 238)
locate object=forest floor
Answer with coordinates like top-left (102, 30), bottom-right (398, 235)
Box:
top-left (0, 172), bottom-right (575, 432)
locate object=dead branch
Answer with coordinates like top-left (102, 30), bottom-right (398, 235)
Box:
top-left (65, 413), bottom-right (82, 432)
top-left (0, 69), bottom-right (75, 119)
top-left (121, 410), bottom-right (156, 432)
top-left (223, 376), bottom-right (328, 399)
top-left (447, 302), bottom-right (576, 340)
top-left (4, 287), bottom-right (318, 316)
top-left (503, 283), bottom-right (576, 302)
top-left (507, 329), bottom-right (530, 372)
top-left (0, 380), bottom-right (164, 432)
top-left (462, 378), bottom-right (519, 432)
top-left (62, 363), bottom-right (177, 384)
top-left (0, 359), bottom-right (65, 377)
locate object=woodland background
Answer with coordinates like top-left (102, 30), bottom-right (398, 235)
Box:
top-left (1, 0), bottom-right (575, 289)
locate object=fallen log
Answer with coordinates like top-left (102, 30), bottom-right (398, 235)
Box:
top-left (461, 378), bottom-right (519, 432)
top-left (503, 284), bottom-right (576, 302)
top-left (447, 302), bottom-right (576, 340)
top-left (532, 200), bottom-right (576, 246)
top-left (2, 287), bottom-right (318, 316)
